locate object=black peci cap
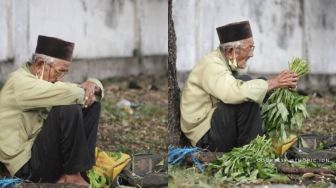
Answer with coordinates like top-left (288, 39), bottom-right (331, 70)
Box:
top-left (216, 21), bottom-right (253, 44)
top-left (35, 35), bottom-right (74, 61)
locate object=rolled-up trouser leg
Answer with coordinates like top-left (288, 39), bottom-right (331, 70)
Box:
top-left (196, 102), bottom-right (263, 152)
top-left (15, 102), bottom-right (101, 183)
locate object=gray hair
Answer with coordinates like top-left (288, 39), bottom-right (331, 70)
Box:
top-left (32, 53), bottom-right (56, 64)
top-left (219, 41), bottom-right (241, 52)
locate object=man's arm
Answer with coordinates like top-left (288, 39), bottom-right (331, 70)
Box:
top-left (80, 78), bottom-right (104, 108)
top-left (267, 70), bottom-right (298, 91)
top-left (14, 76), bottom-right (85, 110)
top-left (201, 62), bottom-right (268, 105)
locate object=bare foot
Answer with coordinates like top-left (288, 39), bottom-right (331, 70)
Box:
top-left (57, 173), bottom-right (89, 186)
top-left (56, 175), bottom-right (66, 183)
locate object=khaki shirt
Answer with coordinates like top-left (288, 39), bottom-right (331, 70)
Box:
top-left (180, 49), bottom-right (268, 146)
top-left (0, 63), bottom-right (104, 176)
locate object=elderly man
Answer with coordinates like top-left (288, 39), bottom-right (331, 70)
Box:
top-left (180, 21), bottom-right (298, 152)
top-left (0, 35), bottom-right (104, 186)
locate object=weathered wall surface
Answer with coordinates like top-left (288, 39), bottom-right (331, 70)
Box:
top-left (304, 0), bottom-right (336, 74)
top-left (173, 0), bottom-right (336, 92)
top-left (0, 0), bottom-right (167, 82)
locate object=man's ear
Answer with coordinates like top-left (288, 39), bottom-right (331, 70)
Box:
top-left (33, 59), bottom-right (46, 71)
top-left (35, 59), bottom-right (45, 67)
top-left (225, 48), bottom-right (234, 59)
top-left (31, 59), bottom-right (45, 75)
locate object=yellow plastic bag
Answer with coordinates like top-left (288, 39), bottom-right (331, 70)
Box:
top-left (273, 134), bottom-right (298, 155)
top-left (93, 147), bottom-right (131, 180)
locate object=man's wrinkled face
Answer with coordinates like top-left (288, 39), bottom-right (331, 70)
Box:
top-left (36, 58), bottom-right (70, 83)
top-left (48, 60), bottom-right (70, 83)
top-left (235, 37), bottom-right (255, 69)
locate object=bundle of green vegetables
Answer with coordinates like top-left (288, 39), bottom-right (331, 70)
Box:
top-left (262, 57), bottom-right (310, 142)
top-left (207, 135), bottom-right (277, 182)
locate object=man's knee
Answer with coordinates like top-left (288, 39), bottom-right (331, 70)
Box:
top-left (237, 101), bottom-right (260, 111)
top-left (216, 101), bottom-right (259, 113)
top-left (89, 102), bottom-right (101, 113)
top-left (51, 104), bottom-right (82, 119)
top-left (216, 102), bottom-right (234, 111)
top-left (257, 76), bottom-right (267, 81)
top-left (82, 102), bottom-right (101, 119)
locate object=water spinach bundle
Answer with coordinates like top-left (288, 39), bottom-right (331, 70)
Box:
top-left (207, 135), bottom-right (277, 182)
top-left (262, 58), bottom-right (310, 142)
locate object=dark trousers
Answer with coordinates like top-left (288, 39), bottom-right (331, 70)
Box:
top-left (196, 102), bottom-right (263, 152)
top-left (196, 75), bottom-right (265, 152)
top-left (15, 102), bottom-right (101, 182)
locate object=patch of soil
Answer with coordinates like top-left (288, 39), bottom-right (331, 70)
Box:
top-left (97, 75), bottom-right (168, 156)
top-left (301, 94), bottom-right (336, 135)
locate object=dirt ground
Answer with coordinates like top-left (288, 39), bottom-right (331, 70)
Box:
top-left (97, 75), bottom-right (168, 156)
top-left (300, 94), bottom-right (336, 135)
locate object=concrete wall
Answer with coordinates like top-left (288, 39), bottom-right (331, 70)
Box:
top-left (172, 0), bottom-right (336, 92)
top-left (0, 0), bottom-right (167, 82)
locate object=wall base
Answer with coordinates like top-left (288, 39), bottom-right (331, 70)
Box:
top-left (0, 55), bottom-right (167, 83)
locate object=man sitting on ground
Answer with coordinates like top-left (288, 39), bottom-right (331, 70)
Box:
top-left (180, 21), bottom-right (298, 152)
top-left (0, 35), bottom-right (104, 186)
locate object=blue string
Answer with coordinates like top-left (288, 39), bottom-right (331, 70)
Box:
top-left (0, 177), bottom-right (22, 188)
top-left (168, 145), bottom-right (204, 172)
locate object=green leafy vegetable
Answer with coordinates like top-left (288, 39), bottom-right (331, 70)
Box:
top-left (207, 135), bottom-right (277, 183)
top-left (87, 169), bottom-right (110, 188)
top-left (262, 57), bottom-right (310, 142)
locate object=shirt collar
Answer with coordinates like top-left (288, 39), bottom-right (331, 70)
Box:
top-left (216, 48), bottom-right (238, 72)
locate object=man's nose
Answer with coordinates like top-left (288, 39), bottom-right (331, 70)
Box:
top-left (249, 51), bottom-right (254, 57)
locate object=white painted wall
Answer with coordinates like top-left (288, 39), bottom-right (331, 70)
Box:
top-left (0, 0), bottom-right (167, 65)
top-left (173, 0), bottom-right (336, 74)
top-left (141, 0), bottom-right (168, 55)
top-left (0, 0), bottom-right (12, 61)
top-left (304, 0), bottom-right (336, 74)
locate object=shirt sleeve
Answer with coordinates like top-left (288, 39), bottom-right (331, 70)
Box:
top-left (201, 62), bottom-right (268, 105)
top-left (14, 76), bottom-right (85, 110)
top-left (86, 78), bottom-right (104, 100)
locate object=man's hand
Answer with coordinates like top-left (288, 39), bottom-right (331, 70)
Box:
top-left (267, 70), bottom-right (298, 91)
top-left (80, 81), bottom-right (101, 108)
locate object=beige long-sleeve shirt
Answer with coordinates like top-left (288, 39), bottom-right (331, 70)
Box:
top-left (180, 49), bottom-right (268, 146)
top-left (0, 62), bottom-right (104, 176)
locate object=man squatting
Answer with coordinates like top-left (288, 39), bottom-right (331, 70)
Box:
top-left (0, 35), bottom-right (104, 186)
top-left (180, 21), bottom-right (298, 152)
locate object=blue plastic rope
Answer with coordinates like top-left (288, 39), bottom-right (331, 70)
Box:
top-left (168, 145), bottom-right (204, 172)
top-left (0, 177), bottom-right (23, 188)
